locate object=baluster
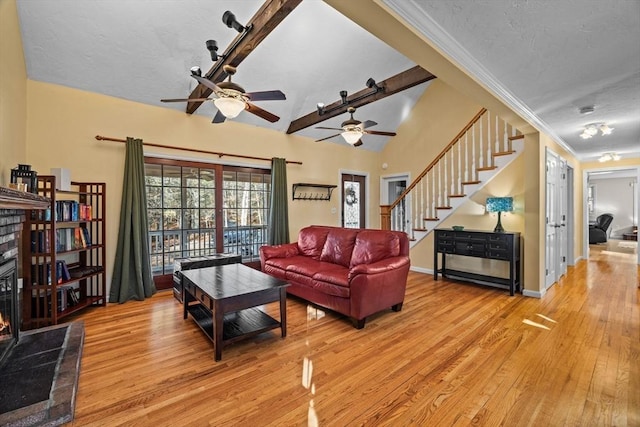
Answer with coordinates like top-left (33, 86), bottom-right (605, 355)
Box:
top-left (451, 149), bottom-right (455, 195)
top-left (503, 118), bottom-right (509, 153)
top-left (457, 139), bottom-right (462, 194)
top-left (495, 114), bottom-right (499, 161)
top-left (443, 151), bottom-right (448, 201)
top-left (437, 162), bottom-right (442, 207)
top-left (431, 169), bottom-right (436, 218)
top-left (419, 179), bottom-right (424, 229)
top-left (465, 132), bottom-right (470, 182)
top-left (471, 123), bottom-right (476, 181)
top-left (486, 111), bottom-right (493, 166)
top-left (479, 114), bottom-right (484, 169)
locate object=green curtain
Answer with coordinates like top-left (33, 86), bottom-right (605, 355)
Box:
top-left (109, 137), bottom-right (156, 303)
top-left (268, 157), bottom-right (290, 245)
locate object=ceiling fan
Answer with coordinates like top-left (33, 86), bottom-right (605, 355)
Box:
top-left (161, 65), bottom-right (286, 123)
top-left (315, 107), bottom-right (397, 147)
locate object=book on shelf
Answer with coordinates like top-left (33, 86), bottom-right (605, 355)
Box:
top-left (55, 227), bottom-right (91, 251)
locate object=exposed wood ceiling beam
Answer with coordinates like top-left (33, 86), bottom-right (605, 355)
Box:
top-left (286, 66), bottom-right (437, 134)
top-left (185, 0), bottom-right (302, 114)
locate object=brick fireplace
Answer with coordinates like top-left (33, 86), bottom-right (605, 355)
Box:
top-left (0, 186), bottom-right (49, 365)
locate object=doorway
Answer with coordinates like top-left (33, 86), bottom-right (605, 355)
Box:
top-left (341, 173), bottom-right (366, 228)
top-left (583, 166), bottom-right (640, 265)
top-left (381, 173), bottom-right (411, 234)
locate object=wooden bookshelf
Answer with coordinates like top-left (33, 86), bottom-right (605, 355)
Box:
top-left (22, 175), bottom-right (106, 329)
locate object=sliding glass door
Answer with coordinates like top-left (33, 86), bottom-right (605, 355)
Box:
top-left (144, 158), bottom-right (270, 287)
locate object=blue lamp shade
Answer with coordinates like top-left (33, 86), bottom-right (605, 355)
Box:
top-left (486, 197), bottom-right (513, 213)
top-left (486, 197), bottom-right (513, 232)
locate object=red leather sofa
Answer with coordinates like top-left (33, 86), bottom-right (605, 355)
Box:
top-left (260, 225), bottom-right (410, 328)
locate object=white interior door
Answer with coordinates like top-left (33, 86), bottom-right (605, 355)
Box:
top-left (546, 149), bottom-right (569, 289)
top-left (545, 150), bottom-right (558, 288)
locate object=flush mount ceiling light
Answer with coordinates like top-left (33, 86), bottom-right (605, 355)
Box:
top-left (580, 123), bottom-right (614, 139)
top-left (598, 152), bottom-right (621, 162)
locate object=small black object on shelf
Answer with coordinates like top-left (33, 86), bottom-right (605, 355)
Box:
top-left (10, 164), bottom-right (38, 194)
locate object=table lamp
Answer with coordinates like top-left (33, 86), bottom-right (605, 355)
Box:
top-left (486, 197), bottom-right (513, 232)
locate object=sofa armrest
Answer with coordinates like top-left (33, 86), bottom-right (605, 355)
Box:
top-left (349, 256), bottom-right (410, 277)
top-left (260, 243), bottom-right (299, 263)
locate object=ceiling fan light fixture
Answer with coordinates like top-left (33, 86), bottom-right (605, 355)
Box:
top-left (341, 129), bottom-right (363, 145)
top-left (214, 97), bottom-right (245, 119)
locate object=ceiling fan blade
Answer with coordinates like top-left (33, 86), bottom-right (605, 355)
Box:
top-left (315, 133), bottom-right (341, 142)
top-left (192, 75), bottom-right (223, 94)
top-left (244, 90), bottom-right (286, 101)
top-left (161, 97), bottom-right (213, 103)
top-left (364, 130), bottom-right (397, 137)
top-left (353, 140), bottom-right (364, 147)
top-left (245, 102), bottom-right (280, 123)
top-left (212, 110), bottom-right (226, 124)
top-left (361, 120), bottom-right (378, 129)
top-left (315, 126), bottom-right (344, 131)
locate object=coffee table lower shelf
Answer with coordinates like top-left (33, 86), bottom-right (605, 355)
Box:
top-left (187, 304), bottom-right (281, 344)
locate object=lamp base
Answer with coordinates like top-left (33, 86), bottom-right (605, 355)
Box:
top-left (494, 211), bottom-right (505, 233)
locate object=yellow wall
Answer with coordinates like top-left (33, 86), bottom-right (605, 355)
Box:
top-left (0, 0), bottom-right (27, 185)
top-left (24, 80), bottom-right (382, 293)
top-left (380, 79), bottom-right (526, 276)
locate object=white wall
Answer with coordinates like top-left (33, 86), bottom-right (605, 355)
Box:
top-left (590, 176), bottom-right (638, 237)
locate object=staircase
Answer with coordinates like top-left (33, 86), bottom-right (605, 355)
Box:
top-left (380, 108), bottom-right (524, 247)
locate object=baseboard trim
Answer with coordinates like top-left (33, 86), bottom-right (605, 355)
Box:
top-left (410, 266), bottom-right (433, 275)
top-left (522, 288), bottom-right (545, 298)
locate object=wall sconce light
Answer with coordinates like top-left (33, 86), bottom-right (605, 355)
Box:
top-left (580, 123), bottom-right (614, 139)
top-left (486, 197), bottom-right (513, 233)
top-left (598, 152), bottom-right (621, 162)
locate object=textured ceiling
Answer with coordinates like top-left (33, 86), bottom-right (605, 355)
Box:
top-left (16, 0), bottom-right (429, 152)
top-left (384, 0), bottom-right (640, 161)
top-left (15, 0), bottom-right (640, 159)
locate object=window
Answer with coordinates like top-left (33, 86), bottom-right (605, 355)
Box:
top-left (145, 158), bottom-right (270, 276)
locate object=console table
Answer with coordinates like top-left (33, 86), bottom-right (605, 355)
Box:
top-left (433, 229), bottom-right (521, 295)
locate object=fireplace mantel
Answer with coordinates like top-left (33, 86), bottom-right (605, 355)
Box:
top-left (0, 186), bottom-right (49, 210)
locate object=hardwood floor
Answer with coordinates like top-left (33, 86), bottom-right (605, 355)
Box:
top-left (67, 251), bottom-right (639, 426)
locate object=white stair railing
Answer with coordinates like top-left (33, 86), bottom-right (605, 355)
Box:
top-left (382, 108), bottom-right (523, 239)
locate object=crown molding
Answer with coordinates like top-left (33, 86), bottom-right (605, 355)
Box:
top-left (381, 0), bottom-right (577, 158)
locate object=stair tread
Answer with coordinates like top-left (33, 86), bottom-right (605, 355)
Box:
top-left (461, 180), bottom-right (481, 185)
top-left (413, 228), bottom-right (427, 232)
top-left (436, 206), bottom-right (452, 210)
top-left (477, 166), bottom-right (497, 171)
top-left (449, 194), bottom-right (466, 198)
top-left (493, 150), bottom-right (516, 156)
top-left (424, 217), bottom-right (440, 221)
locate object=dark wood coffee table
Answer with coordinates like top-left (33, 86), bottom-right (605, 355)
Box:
top-left (181, 263), bottom-right (289, 361)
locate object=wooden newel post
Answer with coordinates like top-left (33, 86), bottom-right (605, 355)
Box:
top-left (380, 205), bottom-right (391, 230)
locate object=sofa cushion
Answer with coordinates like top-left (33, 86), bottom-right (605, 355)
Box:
top-left (297, 226), bottom-right (331, 259)
top-left (285, 257), bottom-right (328, 276)
top-left (320, 228), bottom-right (358, 267)
top-left (312, 264), bottom-right (349, 288)
top-left (350, 230), bottom-right (401, 267)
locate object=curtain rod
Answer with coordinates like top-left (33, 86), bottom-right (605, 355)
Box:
top-left (94, 135), bottom-right (303, 165)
